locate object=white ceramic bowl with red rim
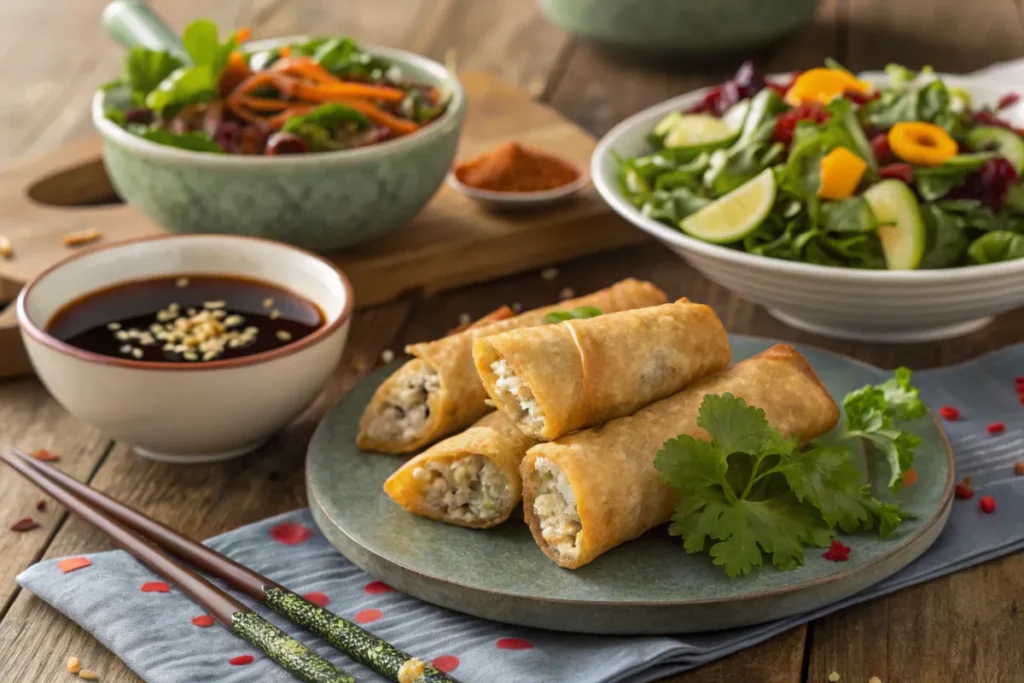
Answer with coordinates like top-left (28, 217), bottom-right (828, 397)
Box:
top-left (592, 73), bottom-right (1024, 342)
top-left (17, 234), bottom-right (353, 463)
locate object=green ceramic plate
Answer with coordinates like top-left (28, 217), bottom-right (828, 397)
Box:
top-left (306, 336), bottom-right (954, 634)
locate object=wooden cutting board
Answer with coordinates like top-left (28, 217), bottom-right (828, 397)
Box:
top-left (0, 71), bottom-right (646, 379)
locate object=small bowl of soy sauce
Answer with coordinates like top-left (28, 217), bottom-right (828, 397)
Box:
top-left (17, 234), bottom-right (353, 463)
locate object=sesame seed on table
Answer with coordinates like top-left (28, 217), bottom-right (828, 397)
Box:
top-left (1, 0), bottom-right (1024, 682)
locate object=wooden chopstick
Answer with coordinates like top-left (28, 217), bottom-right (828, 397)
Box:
top-left (2, 450), bottom-right (355, 683)
top-left (10, 449), bottom-right (461, 683)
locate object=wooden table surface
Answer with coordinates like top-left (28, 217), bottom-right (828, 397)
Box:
top-left (1, 1), bottom-right (1023, 681)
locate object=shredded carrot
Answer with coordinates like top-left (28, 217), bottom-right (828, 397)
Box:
top-left (232, 71), bottom-right (297, 98)
top-left (238, 95), bottom-right (291, 112)
top-left (219, 51), bottom-right (253, 95)
top-left (268, 105), bottom-right (316, 129)
top-left (225, 93), bottom-right (264, 124)
top-left (292, 81), bottom-right (406, 103)
top-left (337, 98), bottom-right (420, 135)
top-left (234, 27), bottom-right (251, 43)
top-left (279, 45), bottom-right (292, 58)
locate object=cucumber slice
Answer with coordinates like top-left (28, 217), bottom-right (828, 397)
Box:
top-left (653, 111), bottom-right (685, 138)
top-left (721, 99), bottom-right (750, 132)
top-left (663, 114), bottom-right (736, 150)
top-left (679, 168), bottom-right (775, 244)
top-left (966, 125), bottom-right (1024, 173)
top-left (863, 180), bottom-right (925, 270)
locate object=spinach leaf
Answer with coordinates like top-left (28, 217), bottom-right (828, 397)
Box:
top-left (967, 231), bottom-right (1024, 264)
top-left (139, 129), bottom-right (223, 153)
top-left (641, 188), bottom-right (710, 224)
top-left (281, 103), bottom-right (370, 151)
top-left (816, 232), bottom-right (886, 269)
top-left (1004, 184), bottom-right (1024, 215)
top-left (124, 47), bottom-right (183, 95)
top-left (935, 198), bottom-right (1014, 232)
top-left (913, 153), bottom-right (994, 200)
top-left (919, 204), bottom-right (969, 268)
top-left (293, 37), bottom-right (394, 80)
top-left (822, 197), bottom-right (878, 234)
top-left (703, 132), bottom-right (782, 196)
top-left (144, 65), bottom-right (217, 114)
top-left (181, 19), bottom-right (234, 75)
top-left (861, 74), bottom-right (966, 137)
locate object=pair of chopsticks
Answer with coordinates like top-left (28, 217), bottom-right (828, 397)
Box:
top-left (2, 449), bottom-right (460, 683)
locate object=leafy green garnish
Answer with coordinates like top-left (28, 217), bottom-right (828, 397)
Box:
top-left (543, 306), bottom-right (603, 324)
top-left (840, 367), bottom-right (927, 491)
top-left (181, 19), bottom-right (236, 77)
top-left (919, 204), bottom-right (970, 269)
top-left (967, 230), bottom-right (1024, 264)
top-left (280, 103), bottom-right (370, 151)
top-left (138, 129), bottom-right (224, 153)
top-left (655, 388), bottom-right (911, 578)
top-left (124, 47), bottom-right (184, 95)
top-left (144, 65), bottom-right (216, 114)
top-left (913, 153), bottom-right (994, 201)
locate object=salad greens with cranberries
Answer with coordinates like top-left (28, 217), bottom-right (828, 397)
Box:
top-left (617, 61), bottom-right (1024, 269)
top-left (101, 19), bottom-right (450, 155)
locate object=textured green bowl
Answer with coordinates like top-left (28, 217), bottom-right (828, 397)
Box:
top-left (540, 0), bottom-right (820, 56)
top-left (92, 46), bottom-right (465, 252)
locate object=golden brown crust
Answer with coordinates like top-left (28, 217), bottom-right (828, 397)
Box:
top-left (520, 345), bottom-right (840, 569)
top-left (474, 301), bottom-right (731, 440)
top-left (358, 279), bottom-right (667, 453)
top-left (383, 412), bottom-right (538, 529)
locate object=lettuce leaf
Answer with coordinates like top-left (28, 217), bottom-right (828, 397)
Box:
top-left (968, 230), bottom-right (1024, 264)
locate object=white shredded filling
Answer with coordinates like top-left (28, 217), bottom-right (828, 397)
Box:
top-left (373, 363), bottom-right (440, 442)
top-left (412, 455), bottom-right (511, 522)
top-left (490, 359), bottom-right (545, 432)
top-left (530, 457), bottom-right (582, 559)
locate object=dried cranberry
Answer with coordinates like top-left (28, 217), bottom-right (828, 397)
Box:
top-left (974, 109), bottom-right (1011, 129)
top-left (686, 87), bottom-right (722, 115)
top-left (265, 132), bottom-right (310, 155)
top-left (964, 157), bottom-right (1018, 211)
top-left (717, 80), bottom-right (743, 115)
top-left (239, 122), bottom-right (271, 155)
top-left (870, 133), bottom-right (892, 163)
top-left (733, 60), bottom-right (765, 99)
top-left (879, 163), bottom-right (914, 184)
top-left (124, 108), bottom-right (154, 125)
top-left (212, 121), bottom-right (242, 152)
top-left (997, 93), bottom-right (1020, 110)
top-left (773, 103), bottom-right (830, 145)
top-left (845, 89), bottom-right (879, 106)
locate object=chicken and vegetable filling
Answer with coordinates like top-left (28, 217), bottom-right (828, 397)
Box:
top-left (490, 359), bottom-right (545, 432)
top-left (411, 454), bottom-right (511, 523)
top-left (367, 360), bottom-right (440, 443)
top-left (530, 457), bottom-right (582, 561)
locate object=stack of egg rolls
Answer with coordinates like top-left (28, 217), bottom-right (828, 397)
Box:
top-left (520, 345), bottom-right (840, 569)
top-left (358, 278), bottom-right (667, 454)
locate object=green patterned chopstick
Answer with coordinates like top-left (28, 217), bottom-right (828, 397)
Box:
top-left (233, 611), bottom-right (354, 683)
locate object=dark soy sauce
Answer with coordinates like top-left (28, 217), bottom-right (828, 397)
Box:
top-left (47, 275), bottom-right (324, 363)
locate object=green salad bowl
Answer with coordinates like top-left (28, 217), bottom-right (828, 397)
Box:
top-left (540, 0), bottom-right (820, 57)
top-left (92, 43), bottom-right (465, 252)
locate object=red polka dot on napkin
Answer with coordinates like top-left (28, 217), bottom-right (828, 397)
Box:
top-left (269, 522), bottom-right (313, 545)
top-left (363, 580), bottom-right (393, 594)
top-left (496, 637), bottom-right (534, 650)
top-left (355, 608), bottom-right (383, 624)
top-left (191, 615), bottom-right (215, 628)
top-left (141, 581), bottom-right (171, 593)
top-left (432, 655), bottom-right (460, 672)
top-left (56, 557), bottom-right (92, 574)
top-left (303, 592), bottom-right (330, 608)
top-left (229, 655), bottom-right (254, 666)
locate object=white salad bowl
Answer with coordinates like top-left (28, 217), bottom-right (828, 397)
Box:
top-left (592, 73), bottom-right (1024, 342)
top-left (17, 234), bottom-right (353, 463)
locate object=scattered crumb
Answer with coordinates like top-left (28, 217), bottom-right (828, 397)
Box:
top-left (525, 77), bottom-right (545, 99)
top-left (351, 359), bottom-right (367, 374)
top-left (380, 349), bottom-right (395, 364)
top-left (63, 227), bottom-right (102, 247)
top-left (106, 322), bottom-right (121, 331)
top-left (35, 499), bottom-right (46, 512)
top-left (558, 287), bottom-right (575, 300)
top-left (131, 348), bottom-right (144, 359)
top-left (512, 302), bottom-right (522, 312)
top-left (263, 298), bottom-right (274, 309)
top-left (869, 677), bottom-right (882, 683)
top-left (276, 330), bottom-right (292, 342)
top-left (175, 277), bottom-right (189, 288)
top-left (203, 300), bottom-right (226, 310)
top-left (541, 267), bottom-right (559, 281)
top-left (270, 310), bottom-right (281, 320)
top-left (0, 235), bottom-right (11, 259)
top-left (457, 312), bottom-right (471, 325)
top-left (78, 670), bottom-right (99, 680)
top-left (119, 345), bottom-right (132, 355)
top-left (827, 673), bottom-right (840, 682)
top-left (67, 656), bottom-right (81, 673)
top-left (1015, 461), bottom-right (1024, 476)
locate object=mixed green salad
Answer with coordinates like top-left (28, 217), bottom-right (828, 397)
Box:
top-left (617, 61), bottom-right (1024, 269)
top-left (101, 19), bottom-right (449, 155)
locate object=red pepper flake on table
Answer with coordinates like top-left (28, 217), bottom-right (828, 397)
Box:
top-left (1015, 462), bottom-right (1024, 476)
top-left (980, 495), bottom-right (997, 514)
top-left (453, 142), bottom-right (580, 193)
top-left (955, 477), bottom-right (974, 500)
top-left (32, 448), bottom-right (60, 462)
top-left (938, 405), bottom-right (960, 421)
top-left (987, 421), bottom-right (1006, 434)
top-left (140, 580), bottom-right (171, 593)
top-left (56, 556), bottom-right (92, 574)
top-left (228, 654), bottom-right (254, 666)
top-left (822, 539), bottom-right (851, 562)
top-left (9, 517), bottom-right (39, 532)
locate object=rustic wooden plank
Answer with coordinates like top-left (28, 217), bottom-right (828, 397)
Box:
top-left (0, 301), bottom-right (410, 683)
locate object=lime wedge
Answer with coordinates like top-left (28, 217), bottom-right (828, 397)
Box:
top-left (664, 114), bottom-right (736, 149)
top-left (679, 168), bottom-right (776, 244)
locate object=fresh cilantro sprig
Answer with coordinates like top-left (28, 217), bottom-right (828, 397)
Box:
top-left (655, 374), bottom-right (920, 578)
top-left (839, 367), bottom-right (927, 491)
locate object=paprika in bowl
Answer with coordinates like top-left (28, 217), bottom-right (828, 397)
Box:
top-left (447, 141), bottom-right (589, 209)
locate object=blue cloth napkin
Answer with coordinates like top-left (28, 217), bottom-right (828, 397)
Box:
top-left (17, 345), bottom-right (1024, 683)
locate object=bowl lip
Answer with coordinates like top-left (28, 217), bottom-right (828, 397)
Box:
top-left (591, 71), bottom-right (1024, 284)
top-left (445, 159), bottom-right (591, 204)
top-left (92, 42), bottom-right (465, 168)
top-left (16, 233), bottom-right (354, 373)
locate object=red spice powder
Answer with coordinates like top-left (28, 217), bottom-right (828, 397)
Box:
top-left (454, 142), bottom-right (579, 193)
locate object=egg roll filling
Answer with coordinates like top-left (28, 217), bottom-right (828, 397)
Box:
top-left (490, 359), bottom-right (546, 433)
top-left (364, 360), bottom-right (440, 444)
top-left (529, 457), bottom-right (582, 562)
top-left (411, 454), bottom-right (512, 523)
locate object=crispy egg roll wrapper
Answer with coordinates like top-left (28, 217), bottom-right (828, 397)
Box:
top-left (474, 300), bottom-right (731, 440)
top-left (383, 412), bottom-right (539, 528)
top-left (358, 278), bottom-right (667, 453)
top-left (521, 345), bottom-right (840, 569)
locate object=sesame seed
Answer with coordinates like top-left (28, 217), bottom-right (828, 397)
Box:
top-left (381, 349), bottom-right (395, 363)
top-left (119, 345), bottom-right (132, 354)
top-left (224, 315), bottom-right (244, 327)
top-left (263, 298), bottom-right (274, 308)
top-left (269, 310), bottom-right (280, 320)
top-left (868, 678), bottom-right (881, 683)
top-left (175, 277), bottom-right (189, 288)
top-left (203, 300), bottom-right (226, 309)
top-left (187, 308), bottom-right (197, 316)
top-left (457, 313), bottom-right (471, 325)
top-left (0, 236), bottom-right (12, 259)
top-left (202, 350), bottom-right (218, 361)
top-left (541, 267), bottom-right (559, 280)
top-left (163, 344), bottom-right (174, 351)
top-left (183, 351), bottom-right (198, 361)
top-left (828, 673), bottom-right (840, 682)
top-left (107, 322), bottom-right (121, 331)
top-left (559, 287), bottom-right (575, 300)
top-left (131, 348), bottom-right (144, 359)
top-left (276, 330), bottom-right (292, 342)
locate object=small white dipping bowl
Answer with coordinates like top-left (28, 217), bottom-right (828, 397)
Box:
top-left (592, 73), bottom-right (1024, 343)
top-left (17, 235), bottom-right (352, 463)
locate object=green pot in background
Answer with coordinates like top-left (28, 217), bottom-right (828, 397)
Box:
top-left (540, 0), bottom-right (820, 57)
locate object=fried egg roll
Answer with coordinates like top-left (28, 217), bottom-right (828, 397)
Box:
top-left (474, 299), bottom-right (731, 440)
top-left (357, 279), bottom-right (667, 453)
top-left (521, 345), bottom-right (840, 569)
top-left (383, 411), bottom-right (539, 528)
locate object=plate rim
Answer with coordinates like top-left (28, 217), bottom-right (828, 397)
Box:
top-left (306, 334), bottom-right (955, 608)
